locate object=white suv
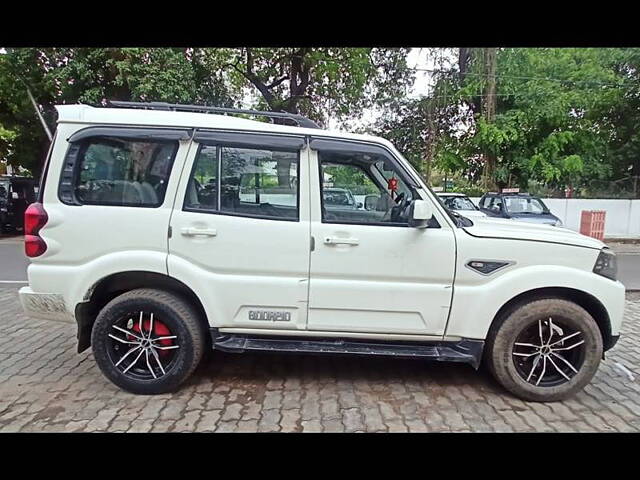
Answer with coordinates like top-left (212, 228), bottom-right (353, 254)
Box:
top-left (19, 102), bottom-right (625, 402)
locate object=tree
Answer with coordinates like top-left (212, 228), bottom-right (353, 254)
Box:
top-left (217, 48), bottom-right (414, 123)
top-left (212, 48), bottom-right (414, 186)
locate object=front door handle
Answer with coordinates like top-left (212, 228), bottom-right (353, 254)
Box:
top-left (181, 227), bottom-right (217, 237)
top-left (324, 236), bottom-right (359, 246)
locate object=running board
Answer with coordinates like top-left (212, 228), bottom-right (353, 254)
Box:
top-left (210, 331), bottom-right (484, 369)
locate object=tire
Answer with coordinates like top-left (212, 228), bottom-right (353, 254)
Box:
top-left (486, 298), bottom-right (603, 402)
top-left (91, 288), bottom-right (205, 395)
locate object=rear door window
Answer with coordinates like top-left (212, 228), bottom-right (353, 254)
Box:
top-left (184, 143), bottom-right (300, 221)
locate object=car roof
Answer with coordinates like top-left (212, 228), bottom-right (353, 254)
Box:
top-left (55, 104), bottom-right (395, 149)
top-left (436, 192), bottom-right (467, 197)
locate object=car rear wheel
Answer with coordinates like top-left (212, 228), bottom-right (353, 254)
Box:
top-left (486, 298), bottom-right (603, 402)
top-left (91, 288), bottom-right (205, 395)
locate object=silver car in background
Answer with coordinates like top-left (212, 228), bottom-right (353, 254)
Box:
top-left (436, 192), bottom-right (487, 218)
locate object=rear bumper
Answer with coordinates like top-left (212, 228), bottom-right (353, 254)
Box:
top-left (18, 286), bottom-right (74, 323)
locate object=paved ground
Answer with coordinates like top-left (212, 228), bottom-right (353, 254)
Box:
top-left (0, 285), bottom-right (639, 432)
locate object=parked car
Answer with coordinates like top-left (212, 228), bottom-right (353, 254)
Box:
top-left (436, 192), bottom-right (487, 218)
top-left (19, 102), bottom-right (624, 402)
top-left (479, 192), bottom-right (563, 226)
top-left (0, 175), bottom-right (38, 233)
top-left (323, 187), bottom-right (361, 211)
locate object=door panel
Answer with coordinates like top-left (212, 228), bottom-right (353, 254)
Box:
top-left (307, 146), bottom-right (456, 336)
top-left (168, 137), bottom-right (310, 331)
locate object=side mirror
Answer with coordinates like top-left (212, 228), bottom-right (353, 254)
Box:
top-left (356, 202), bottom-right (363, 209)
top-left (364, 195), bottom-right (379, 211)
top-left (408, 199), bottom-right (433, 228)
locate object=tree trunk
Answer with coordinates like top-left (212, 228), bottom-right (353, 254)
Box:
top-left (481, 48), bottom-right (497, 191)
top-left (423, 100), bottom-right (436, 183)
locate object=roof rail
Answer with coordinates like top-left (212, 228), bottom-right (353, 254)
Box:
top-left (106, 101), bottom-right (321, 129)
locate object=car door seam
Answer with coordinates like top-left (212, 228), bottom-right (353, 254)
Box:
top-left (165, 130), bottom-right (196, 275)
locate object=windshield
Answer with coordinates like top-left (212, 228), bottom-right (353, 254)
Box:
top-left (504, 196), bottom-right (548, 214)
top-left (441, 196), bottom-right (477, 211)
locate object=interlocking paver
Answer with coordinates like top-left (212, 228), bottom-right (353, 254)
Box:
top-left (0, 286), bottom-right (639, 432)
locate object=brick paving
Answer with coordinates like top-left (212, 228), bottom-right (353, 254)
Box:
top-left (1, 286), bottom-right (639, 433)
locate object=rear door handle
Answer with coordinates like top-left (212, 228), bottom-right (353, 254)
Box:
top-left (324, 236), bottom-right (359, 246)
top-left (181, 227), bottom-right (217, 237)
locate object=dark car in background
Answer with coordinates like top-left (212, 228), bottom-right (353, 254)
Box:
top-left (0, 175), bottom-right (38, 233)
top-left (478, 191), bottom-right (563, 226)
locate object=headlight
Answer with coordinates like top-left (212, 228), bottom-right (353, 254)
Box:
top-left (593, 249), bottom-right (617, 281)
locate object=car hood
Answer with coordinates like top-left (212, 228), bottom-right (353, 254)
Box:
top-left (508, 213), bottom-right (559, 224)
top-left (463, 217), bottom-right (605, 250)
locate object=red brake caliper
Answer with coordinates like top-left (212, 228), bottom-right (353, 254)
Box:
top-left (130, 318), bottom-right (174, 357)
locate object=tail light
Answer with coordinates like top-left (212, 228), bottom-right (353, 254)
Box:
top-left (24, 202), bottom-right (48, 257)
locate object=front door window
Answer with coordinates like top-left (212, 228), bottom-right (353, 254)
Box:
top-left (319, 150), bottom-right (414, 226)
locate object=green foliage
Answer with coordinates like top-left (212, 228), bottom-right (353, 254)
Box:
top-left (0, 48), bottom-right (240, 175)
top-left (374, 48), bottom-right (640, 196)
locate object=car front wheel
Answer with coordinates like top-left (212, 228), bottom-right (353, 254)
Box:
top-left (91, 288), bottom-right (205, 395)
top-left (486, 298), bottom-right (603, 402)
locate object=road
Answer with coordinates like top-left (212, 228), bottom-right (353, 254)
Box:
top-left (619, 253), bottom-right (640, 290)
top-left (0, 236), bottom-right (28, 285)
top-left (2, 234), bottom-right (640, 289)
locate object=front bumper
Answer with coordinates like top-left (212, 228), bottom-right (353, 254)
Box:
top-left (604, 334), bottom-right (620, 352)
top-left (18, 286), bottom-right (74, 323)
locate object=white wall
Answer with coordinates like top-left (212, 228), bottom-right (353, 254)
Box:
top-left (470, 197), bottom-right (640, 238)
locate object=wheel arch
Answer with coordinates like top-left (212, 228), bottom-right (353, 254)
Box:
top-left (75, 271), bottom-right (209, 353)
top-left (487, 286), bottom-right (614, 352)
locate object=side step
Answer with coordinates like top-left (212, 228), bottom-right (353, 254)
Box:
top-left (211, 332), bottom-right (484, 369)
